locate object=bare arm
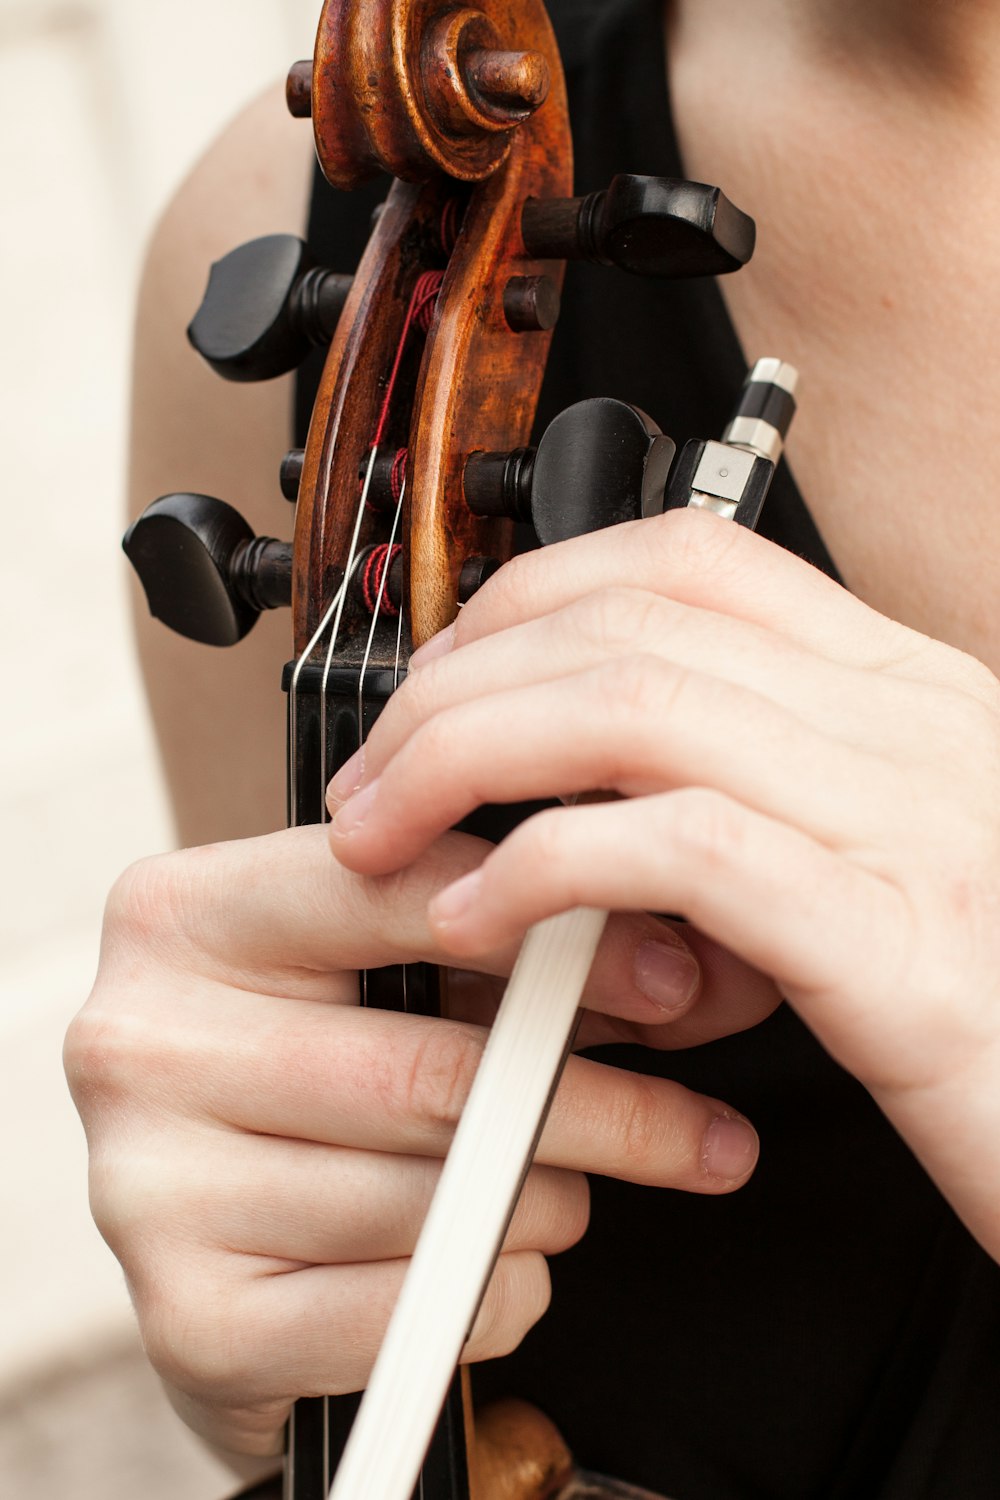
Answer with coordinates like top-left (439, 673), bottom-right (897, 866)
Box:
top-left (128, 83), bottom-right (314, 846)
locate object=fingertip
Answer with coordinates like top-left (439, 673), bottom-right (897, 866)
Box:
top-left (633, 935), bottom-right (701, 1017)
top-left (408, 622), bottom-right (456, 669)
top-left (326, 747), bottom-right (366, 811)
top-left (701, 1113), bottom-right (759, 1189)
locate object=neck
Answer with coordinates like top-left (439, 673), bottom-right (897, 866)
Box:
top-left (669, 0), bottom-right (1000, 104)
top-left (808, 0), bottom-right (1000, 95)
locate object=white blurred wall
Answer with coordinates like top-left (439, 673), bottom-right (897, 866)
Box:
top-left (0, 0), bottom-right (315, 1416)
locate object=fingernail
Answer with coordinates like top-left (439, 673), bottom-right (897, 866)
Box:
top-left (634, 939), bottom-right (700, 1013)
top-left (327, 747), bottom-right (366, 806)
top-left (331, 777), bottom-right (380, 837)
top-left (409, 623), bottom-right (456, 669)
top-left (429, 869), bottom-right (483, 927)
top-left (703, 1115), bottom-right (759, 1183)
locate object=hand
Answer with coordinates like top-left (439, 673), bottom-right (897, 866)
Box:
top-left (65, 821), bottom-right (763, 1457)
top-left (328, 508), bottom-right (1000, 1264)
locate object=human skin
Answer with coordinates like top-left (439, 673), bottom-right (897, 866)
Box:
top-left (66, 0), bottom-right (1000, 1466)
top-left (328, 508), bottom-right (1000, 1265)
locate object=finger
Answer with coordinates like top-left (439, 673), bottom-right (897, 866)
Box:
top-left (428, 788), bottom-right (907, 1068)
top-left (343, 588), bottom-right (895, 804)
top-left (444, 508), bottom-right (916, 671)
top-left (162, 995), bottom-right (757, 1191)
top-left (144, 1138), bottom-right (589, 1265)
top-left (95, 829), bottom-right (706, 1026)
top-left (103, 826), bottom-right (490, 994)
top-left (147, 1250), bottom-right (555, 1457)
top-left (330, 657), bottom-right (892, 876)
top-left (575, 930), bottom-right (782, 1053)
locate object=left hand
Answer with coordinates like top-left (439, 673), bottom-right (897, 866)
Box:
top-left (328, 508), bottom-right (1000, 1262)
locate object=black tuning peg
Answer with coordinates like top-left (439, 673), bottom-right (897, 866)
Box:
top-left (187, 235), bottom-right (353, 382)
top-left (522, 174), bottom-right (755, 278)
top-left (463, 398), bottom-right (676, 546)
top-left (123, 494), bottom-right (292, 647)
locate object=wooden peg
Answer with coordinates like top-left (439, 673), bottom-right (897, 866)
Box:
top-left (286, 60), bottom-right (313, 119)
top-left (466, 48), bottom-right (550, 116)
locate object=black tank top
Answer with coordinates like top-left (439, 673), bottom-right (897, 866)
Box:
top-left (297, 4), bottom-right (1000, 1495)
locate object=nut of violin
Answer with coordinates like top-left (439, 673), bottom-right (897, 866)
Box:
top-left (503, 274), bottom-right (561, 333)
top-left (286, 60), bottom-right (313, 119)
top-left (465, 48), bottom-right (551, 119)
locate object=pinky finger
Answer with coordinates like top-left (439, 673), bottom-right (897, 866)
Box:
top-left (428, 790), bottom-right (909, 1054)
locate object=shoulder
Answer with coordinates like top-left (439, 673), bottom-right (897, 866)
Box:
top-left (138, 83), bottom-right (314, 347)
top-left (129, 86), bottom-right (314, 846)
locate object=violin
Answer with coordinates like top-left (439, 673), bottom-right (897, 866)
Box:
top-left (123, 2), bottom-right (796, 1495)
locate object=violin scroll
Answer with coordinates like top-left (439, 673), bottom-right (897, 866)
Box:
top-left (295, 0), bottom-right (554, 188)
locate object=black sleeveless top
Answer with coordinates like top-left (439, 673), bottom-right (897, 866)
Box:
top-left (297, 4), bottom-right (1000, 1495)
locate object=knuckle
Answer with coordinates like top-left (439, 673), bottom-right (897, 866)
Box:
top-left (144, 1290), bottom-right (251, 1401)
top-left (669, 788), bottom-right (746, 870)
top-left (932, 640), bottom-right (1000, 708)
top-left (396, 1021), bottom-right (484, 1132)
top-left (651, 505), bottom-right (744, 576)
top-left (87, 1148), bottom-right (167, 1254)
top-left (611, 1075), bottom-right (671, 1171)
top-left (63, 991), bottom-right (165, 1115)
top-left (574, 587), bottom-right (663, 659)
top-left (602, 653), bottom-right (685, 724)
top-left (103, 850), bottom-right (205, 953)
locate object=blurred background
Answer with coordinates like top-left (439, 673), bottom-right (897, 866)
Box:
top-left (0, 0), bottom-right (316, 1492)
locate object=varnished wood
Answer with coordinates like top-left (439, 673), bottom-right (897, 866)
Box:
top-left (292, 175), bottom-right (444, 648)
top-left (310, 1), bottom-right (551, 190)
top-left (473, 1401), bottom-right (575, 1500)
top-left (294, 0), bottom-right (572, 650)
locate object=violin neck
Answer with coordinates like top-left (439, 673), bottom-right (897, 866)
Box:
top-left (282, 666), bottom-right (472, 1500)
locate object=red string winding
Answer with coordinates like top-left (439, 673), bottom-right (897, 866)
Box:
top-left (362, 543), bottom-right (402, 618)
top-left (390, 448), bottom-right (408, 503)
top-left (371, 271), bottom-right (445, 448)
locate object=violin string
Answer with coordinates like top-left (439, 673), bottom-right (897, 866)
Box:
top-left (317, 447), bottom-right (381, 823)
top-left (355, 482), bottom-right (405, 1014)
top-left (393, 591), bottom-right (410, 1022)
top-left (356, 481), bottom-right (405, 745)
top-left (300, 276), bottom-right (440, 1500)
top-left (286, 452), bottom-right (377, 1494)
top-left (286, 573), bottom-right (350, 1500)
top-left (288, 578), bottom-right (347, 829)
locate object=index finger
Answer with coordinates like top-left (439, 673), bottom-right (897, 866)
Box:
top-left (437, 508), bottom-right (912, 670)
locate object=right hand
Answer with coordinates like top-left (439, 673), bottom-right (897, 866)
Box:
top-left (65, 824), bottom-right (769, 1458)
